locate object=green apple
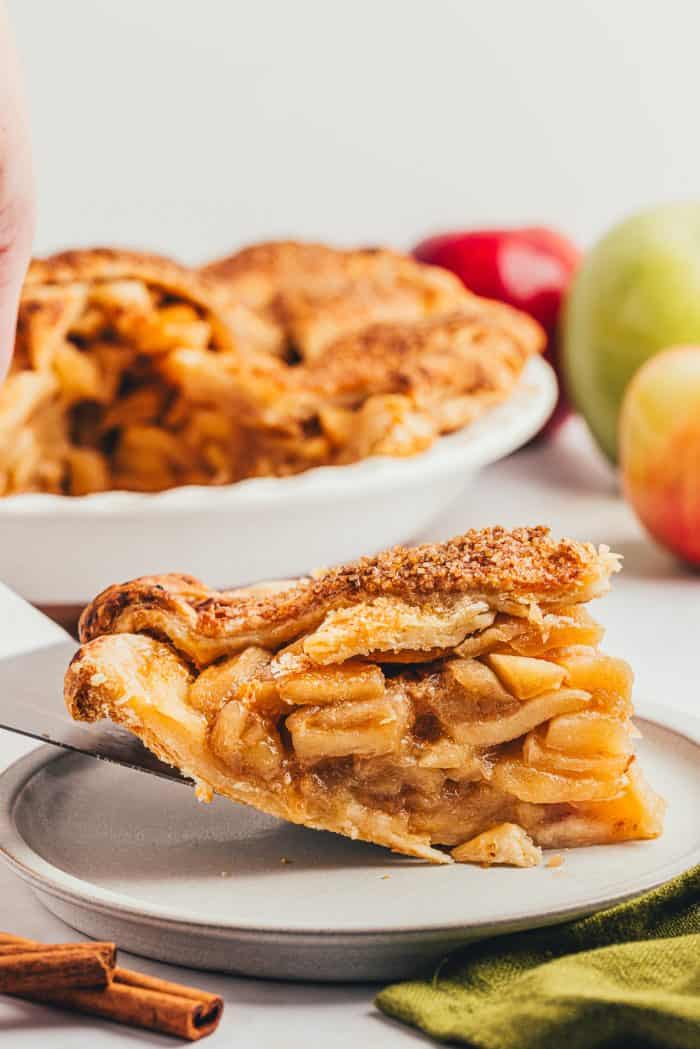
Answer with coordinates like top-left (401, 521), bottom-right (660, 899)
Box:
top-left (563, 202), bottom-right (700, 461)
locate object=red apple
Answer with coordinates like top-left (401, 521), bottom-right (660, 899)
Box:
top-left (620, 346), bottom-right (700, 566)
top-left (414, 227), bottom-right (580, 433)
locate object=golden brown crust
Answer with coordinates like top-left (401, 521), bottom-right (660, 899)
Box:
top-left (203, 240), bottom-right (466, 309)
top-left (203, 240), bottom-right (347, 308)
top-left (27, 247), bottom-right (227, 319)
top-left (300, 304), bottom-right (543, 404)
top-left (203, 240), bottom-right (472, 361)
top-left (309, 526), bottom-right (617, 601)
top-left (79, 528), bottom-right (619, 663)
top-left (201, 240), bottom-right (543, 426)
top-left (157, 301), bottom-right (544, 437)
top-left (154, 299), bottom-right (544, 439)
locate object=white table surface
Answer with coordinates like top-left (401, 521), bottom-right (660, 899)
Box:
top-left (0, 418), bottom-right (697, 1048)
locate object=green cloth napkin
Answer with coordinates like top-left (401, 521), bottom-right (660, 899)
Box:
top-left (376, 865), bottom-right (700, 1049)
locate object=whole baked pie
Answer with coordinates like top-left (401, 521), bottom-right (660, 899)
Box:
top-left (1, 242), bottom-right (543, 495)
top-left (65, 527), bottom-right (665, 866)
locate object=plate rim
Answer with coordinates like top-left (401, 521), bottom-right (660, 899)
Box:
top-left (0, 356), bottom-right (556, 517)
top-left (0, 701), bottom-right (697, 942)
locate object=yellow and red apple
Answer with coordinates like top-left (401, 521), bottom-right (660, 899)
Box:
top-left (620, 346), bottom-right (700, 565)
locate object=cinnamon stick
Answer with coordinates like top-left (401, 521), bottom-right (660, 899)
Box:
top-left (28, 971), bottom-right (224, 1040)
top-left (0, 941), bottom-right (115, 964)
top-left (0, 943), bottom-right (114, 993)
top-left (0, 934), bottom-right (223, 1041)
top-left (0, 933), bottom-right (34, 947)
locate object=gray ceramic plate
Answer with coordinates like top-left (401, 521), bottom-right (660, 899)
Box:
top-left (0, 703), bottom-right (698, 982)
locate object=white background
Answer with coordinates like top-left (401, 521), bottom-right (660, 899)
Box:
top-left (8, 0), bottom-right (700, 262)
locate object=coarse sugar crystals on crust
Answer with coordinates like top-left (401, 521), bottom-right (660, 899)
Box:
top-left (202, 240), bottom-right (467, 316)
top-left (78, 527), bottom-right (621, 669)
top-left (312, 526), bottom-right (619, 601)
top-left (301, 303), bottom-right (542, 402)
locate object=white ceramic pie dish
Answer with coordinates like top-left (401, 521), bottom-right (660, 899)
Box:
top-left (0, 356), bottom-right (556, 604)
top-left (0, 703), bottom-right (697, 982)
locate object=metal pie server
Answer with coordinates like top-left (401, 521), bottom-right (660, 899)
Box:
top-left (0, 638), bottom-right (187, 783)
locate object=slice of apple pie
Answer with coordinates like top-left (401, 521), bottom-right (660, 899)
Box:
top-left (65, 527), bottom-right (665, 866)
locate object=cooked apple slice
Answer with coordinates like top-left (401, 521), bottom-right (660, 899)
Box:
top-left (445, 658), bottom-right (515, 703)
top-left (444, 688), bottom-right (591, 747)
top-left (276, 661), bottom-right (386, 706)
top-left (189, 646), bottom-right (273, 719)
top-left (286, 689), bottom-right (410, 762)
top-left (510, 606), bottom-right (605, 654)
top-left (417, 738), bottom-right (487, 780)
top-left (485, 653), bottom-right (566, 699)
top-left (493, 756), bottom-right (627, 803)
top-left (550, 647), bottom-right (633, 699)
top-left (211, 700), bottom-right (284, 782)
top-left (452, 823), bottom-right (542, 867)
top-left (572, 766), bottom-right (666, 841)
top-left (523, 728), bottom-right (630, 778)
top-left (454, 616), bottom-right (527, 658)
top-left (545, 711), bottom-right (633, 756)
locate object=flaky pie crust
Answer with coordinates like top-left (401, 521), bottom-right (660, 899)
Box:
top-left (66, 528), bottom-right (663, 866)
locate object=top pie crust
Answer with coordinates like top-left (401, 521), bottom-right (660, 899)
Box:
top-left (27, 248), bottom-right (232, 314)
top-left (203, 241), bottom-right (467, 311)
top-left (78, 526), bottom-right (620, 665)
top-left (202, 241), bottom-right (535, 372)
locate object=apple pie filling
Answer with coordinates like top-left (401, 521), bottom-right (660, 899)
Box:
top-left (65, 529), bottom-right (665, 867)
top-left (190, 605), bottom-right (661, 860)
